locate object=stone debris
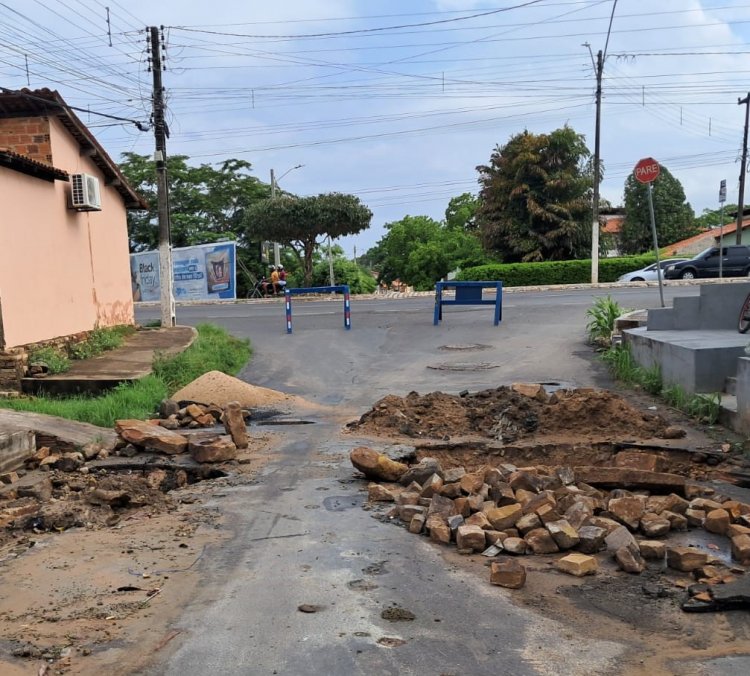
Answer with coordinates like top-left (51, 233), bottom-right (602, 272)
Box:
top-left (114, 420), bottom-right (189, 455)
top-left (221, 401), bottom-right (249, 449)
top-left (355, 452), bottom-right (750, 595)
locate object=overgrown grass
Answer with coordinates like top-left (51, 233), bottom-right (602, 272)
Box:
top-left (69, 325), bottom-right (135, 360)
top-left (0, 324), bottom-right (251, 428)
top-left (601, 344), bottom-right (721, 424)
top-left (27, 346), bottom-right (70, 374)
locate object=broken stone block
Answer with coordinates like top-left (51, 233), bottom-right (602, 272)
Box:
top-left (511, 382), bottom-right (545, 399)
top-left (557, 552), bottom-right (598, 577)
top-left (490, 559), bottom-right (526, 589)
top-left (220, 401), bottom-right (248, 449)
top-left (368, 484), bottom-right (396, 502)
top-left (690, 497), bottom-right (724, 512)
top-left (731, 534), bottom-right (750, 565)
top-left (556, 466), bottom-right (575, 486)
top-left (427, 515), bottom-right (451, 544)
top-left (486, 503), bottom-right (523, 531)
top-left (608, 497), bottom-right (645, 531)
top-left (427, 494), bottom-right (458, 519)
top-left (483, 467), bottom-right (504, 487)
top-left (546, 519), bottom-right (580, 550)
top-left (185, 403), bottom-right (205, 419)
top-left (189, 435), bottom-right (238, 463)
top-left (577, 525), bottom-right (607, 554)
top-left (509, 470), bottom-right (543, 493)
top-left (536, 503), bottom-right (563, 525)
top-left (586, 516), bottom-right (622, 535)
top-left (513, 488), bottom-right (536, 506)
top-left (420, 474), bottom-right (443, 499)
top-left (728, 524), bottom-right (750, 538)
top-left (399, 504), bottom-right (425, 522)
top-left (666, 546), bottom-right (709, 572)
top-left (467, 494), bottom-right (485, 513)
top-left (640, 513), bottom-right (671, 538)
top-left (704, 509), bottom-right (731, 536)
top-left (115, 419), bottom-right (189, 455)
top-left (159, 398), bottom-right (180, 418)
top-left (490, 482), bottom-right (517, 506)
top-left (503, 537), bottom-right (527, 554)
top-left (604, 525), bottom-right (637, 552)
top-left (447, 514), bottom-right (465, 534)
top-left (639, 540), bottom-right (666, 560)
top-left (400, 458), bottom-right (443, 486)
top-left (614, 451), bottom-right (661, 472)
top-left (439, 482), bottom-right (462, 499)
top-left (485, 530), bottom-right (508, 546)
top-left (0, 472), bottom-right (19, 485)
top-left (454, 497), bottom-right (471, 518)
top-left (522, 491), bottom-right (556, 515)
top-left (685, 508), bottom-right (706, 527)
top-left (17, 477), bottom-right (53, 502)
top-left (574, 466), bottom-right (685, 493)
top-left (516, 512), bottom-right (542, 535)
top-left (564, 501), bottom-right (594, 530)
top-left (443, 467), bottom-right (466, 484)
top-left (615, 543), bottom-right (646, 574)
top-left (721, 500), bottom-right (744, 520)
top-left (397, 491), bottom-right (419, 506)
top-left (350, 447), bottom-right (408, 482)
top-left (662, 510), bottom-right (688, 532)
top-left (456, 525), bottom-right (486, 552)
top-left (466, 512), bottom-right (491, 529)
top-left (502, 528), bottom-right (520, 538)
top-left (525, 527), bottom-right (560, 554)
top-left (459, 471), bottom-right (485, 496)
top-left (409, 513), bottom-right (426, 534)
top-left (86, 488), bottom-right (130, 508)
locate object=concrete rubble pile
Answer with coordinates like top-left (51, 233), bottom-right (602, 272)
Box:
top-left (0, 399), bottom-right (251, 539)
top-left (350, 446), bottom-right (750, 600)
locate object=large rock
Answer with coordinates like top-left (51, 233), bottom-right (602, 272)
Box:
top-left (525, 528), bottom-right (559, 554)
top-left (503, 537), bottom-right (527, 554)
top-left (546, 519), bottom-right (580, 550)
top-left (427, 515), bottom-right (451, 544)
top-left (115, 419), bottom-right (188, 455)
top-left (221, 401), bottom-right (248, 449)
top-left (604, 525), bottom-right (637, 552)
top-left (420, 474), bottom-right (444, 499)
top-left (607, 497), bottom-right (645, 531)
top-left (704, 509), bottom-right (731, 536)
top-left (399, 458), bottom-right (443, 486)
top-left (556, 553), bottom-right (598, 577)
top-left (639, 540), bottom-right (666, 560)
top-left (516, 512), bottom-right (542, 535)
top-left (189, 435), bottom-right (237, 463)
top-left (666, 546), bottom-right (708, 572)
top-left (639, 513), bottom-right (671, 538)
top-left (486, 503), bottom-right (523, 531)
top-left (427, 494), bottom-right (458, 519)
top-left (350, 446), bottom-right (408, 482)
top-left (490, 559), bottom-right (526, 589)
top-left (368, 484), bottom-right (396, 502)
top-left (615, 543), bottom-right (646, 574)
top-left (577, 525), bottom-right (607, 554)
top-left (456, 525), bottom-right (486, 552)
top-left (459, 471), bottom-right (485, 495)
top-left (731, 534), bottom-right (750, 565)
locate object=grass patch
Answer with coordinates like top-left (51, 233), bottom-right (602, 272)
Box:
top-left (69, 325), bottom-right (135, 361)
top-left (601, 344), bottom-right (721, 424)
top-left (27, 346), bottom-right (70, 374)
top-left (0, 324), bottom-right (251, 428)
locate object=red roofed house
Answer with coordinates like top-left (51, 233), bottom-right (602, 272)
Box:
top-left (665, 217), bottom-right (750, 257)
top-left (0, 88), bottom-right (145, 391)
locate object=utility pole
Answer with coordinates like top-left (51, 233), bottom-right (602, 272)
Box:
top-left (149, 26), bottom-right (175, 327)
top-left (737, 93), bottom-right (750, 244)
top-left (590, 48), bottom-right (604, 283)
top-left (270, 168), bottom-right (281, 267)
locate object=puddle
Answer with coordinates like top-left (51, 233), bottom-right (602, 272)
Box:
top-left (427, 362), bottom-right (501, 371)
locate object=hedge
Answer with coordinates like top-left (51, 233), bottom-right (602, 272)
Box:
top-left (455, 254), bottom-right (658, 287)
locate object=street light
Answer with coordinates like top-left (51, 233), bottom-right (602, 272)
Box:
top-left (270, 164), bottom-right (304, 267)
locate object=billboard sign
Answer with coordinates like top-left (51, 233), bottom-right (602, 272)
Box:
top-left (130, 241), bottom-right (236, 302)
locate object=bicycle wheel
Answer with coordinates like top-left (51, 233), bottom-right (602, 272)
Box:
top-left (739, 293), bottom-right (750, 333)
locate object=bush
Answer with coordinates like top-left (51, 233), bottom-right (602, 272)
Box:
top-left (456, 254), bottom-right (656, 287)
top-left (69, 325), bottom-right (135, 360)
top-left (586, 296), bottom-right (628, 345)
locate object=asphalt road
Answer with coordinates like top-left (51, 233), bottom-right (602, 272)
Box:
top-left (139, 284), bottom-right (734, 676)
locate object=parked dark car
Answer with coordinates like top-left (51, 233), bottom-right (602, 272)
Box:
top-left (663, 245), bottom-right (750, 279)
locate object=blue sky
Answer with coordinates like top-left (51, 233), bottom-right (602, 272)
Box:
top-left (3, 1), bottom-right (750, 255)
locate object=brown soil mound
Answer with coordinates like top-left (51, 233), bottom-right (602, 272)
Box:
top-left (349, 387), bottom-right (671, 442)
top-left (171, 370), bottom-right (289, 408)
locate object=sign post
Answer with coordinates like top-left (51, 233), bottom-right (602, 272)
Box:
top-left (719, 179), bottom-right (727, 279)
top-left (634, 157), bottom-right (664, 307)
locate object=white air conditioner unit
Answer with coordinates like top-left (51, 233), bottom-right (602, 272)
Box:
top-left (70, 173), bottom-right (102, 211)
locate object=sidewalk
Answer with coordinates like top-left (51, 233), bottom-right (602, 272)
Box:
top-left (23, 326), bottom-right (197, 396)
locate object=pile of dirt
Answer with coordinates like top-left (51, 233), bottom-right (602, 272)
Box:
top-left (349, 386), bottom-right (674, 443)
top-left (171, 370), bottom-right (289, 408)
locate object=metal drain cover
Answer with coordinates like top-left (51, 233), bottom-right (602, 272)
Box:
top-left (427, 362), bottom-right (500, 371)
top-left (439, 343), bottom-right (491, 351)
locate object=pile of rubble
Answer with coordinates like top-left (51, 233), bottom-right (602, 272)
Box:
top-left (350, 446), bottom-right (750, 602)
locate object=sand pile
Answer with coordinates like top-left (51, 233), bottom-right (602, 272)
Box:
top-left (171, 371), bottom-right (289, 408)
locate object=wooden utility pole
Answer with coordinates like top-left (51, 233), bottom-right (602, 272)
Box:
top-left (737, 93), bottom-right (750, 245)
top-left (149, 26), bottom-right (175, 327)
top-left (590, 48), bottom-right (604, 284)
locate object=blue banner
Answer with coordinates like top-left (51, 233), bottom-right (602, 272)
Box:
top-left (130, 241), bottom-right (237, 302)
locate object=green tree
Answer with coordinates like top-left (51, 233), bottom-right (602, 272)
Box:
top-left (118, 153), bottom-right (270, 295)
top-left (695, 205), bottom-right (737, 230)
top-left (243, 193), bottom-right (372, 286)
top-left (445, 193), bottom-right (480, 230)
top-left (620, 165), bottom-right (698, 254)
top-left (368, 215), bottom-right (486, 291)
top-left (476, 126), bottom-right (593, 262)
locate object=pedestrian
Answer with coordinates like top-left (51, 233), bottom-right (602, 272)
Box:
top-left (277, 265), bottom-right (287, 292)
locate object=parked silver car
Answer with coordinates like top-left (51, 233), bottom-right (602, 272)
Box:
top-left (617, 258), bottom-right (689, 282)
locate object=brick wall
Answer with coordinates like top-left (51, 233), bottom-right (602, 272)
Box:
top-left (0, 116), bottom-right (52, 165)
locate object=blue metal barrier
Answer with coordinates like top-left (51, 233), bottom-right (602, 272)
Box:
top-left (433, 281), bottom-right (503, 326)
top-left (284, 285), bottom-right (351, 334)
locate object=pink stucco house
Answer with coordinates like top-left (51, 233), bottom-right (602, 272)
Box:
top-left (0, 88), bottom-right (145, 388)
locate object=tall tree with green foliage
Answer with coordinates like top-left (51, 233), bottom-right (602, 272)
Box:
top-left (619, 165), bottom-right (697, 254)
top-left (695, 204), bottom-right (738, 230)
top-left (368, 214), bottom-right (486, 291)
top-left (243, 193), bottom-right (372, 286)
top-left (476, 126), bottom-right (593, 262)
top-left (445, 193), bottom-right (480, 231)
